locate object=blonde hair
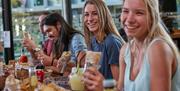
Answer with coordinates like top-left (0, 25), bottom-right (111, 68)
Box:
top-left (145, 0), bottom-right (179, 60)
top-left (82, 0), bottom-right (125, 48)
top-left (123, 0), bottom-right (179, 60)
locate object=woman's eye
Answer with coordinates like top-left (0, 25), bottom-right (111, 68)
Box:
top-left (137, 12), bottom-right (143, 15)
top-left (92, 12), bottom-right (98, 16)
top-left (136, 10), bottom-right (145, 15)
top-left (122, 10), bottom-right (128, 13)
top-left (84, 13), bottom-right (89, 16)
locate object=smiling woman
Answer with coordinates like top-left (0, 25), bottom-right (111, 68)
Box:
top-left (82, 0), bottom-right (125, 90)
top-left (117, 0), bottom-right (180, 91)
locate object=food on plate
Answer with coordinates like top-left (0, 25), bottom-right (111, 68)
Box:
top-left (40, 83), bottom-right (68, 91)
top-left (4, 75), bottom-right (20, 91)
top-left (15, 63), bottom-right (29, 80)
top-left (20, 78), bottom-right (31, 90)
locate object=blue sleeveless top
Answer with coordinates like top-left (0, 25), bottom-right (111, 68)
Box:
top-left (124, 38), bottom-right (180, 91)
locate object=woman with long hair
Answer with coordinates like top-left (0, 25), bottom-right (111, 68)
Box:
top-left (37, 13), bottom-right (87, 71)
top-left (82, 0), bottom-right (125, 88)
top-left (117, 0), bottom-right (180, 90)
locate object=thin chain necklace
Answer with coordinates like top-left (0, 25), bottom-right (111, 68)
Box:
top-left (131, 41), bottom-right (144, 67)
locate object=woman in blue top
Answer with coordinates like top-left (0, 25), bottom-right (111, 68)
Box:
top-left (82, 0), bottom-right (125, 85)
top-left (117, 0), bottom-right (180, 91)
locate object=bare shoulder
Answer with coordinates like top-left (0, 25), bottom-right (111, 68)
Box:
top-left (147, 39), bottom-right (174, 66)
top-left (120, 43), bottom-right (128, 55)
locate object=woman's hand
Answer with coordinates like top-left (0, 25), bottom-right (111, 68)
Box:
top-left (22, 38), bottom-right (37, 51)
top-left (37, 51), bottom-right (52, 66)
top-left (83, 67), bottom-right (104, 91)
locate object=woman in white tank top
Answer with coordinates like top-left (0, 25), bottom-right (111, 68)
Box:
top-left (117, 0), bottom-right (180, 91)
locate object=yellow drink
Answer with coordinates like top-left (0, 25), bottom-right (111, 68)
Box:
top-left (69, 68), bottom-right (84, 91)
top-left (30, 75), bottom-right (38, 89)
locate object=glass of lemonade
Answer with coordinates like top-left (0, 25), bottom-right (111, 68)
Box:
top-left (69, 67), bottom-right (84, 91)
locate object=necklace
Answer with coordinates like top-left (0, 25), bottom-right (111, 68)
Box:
top-left (131, 41), bottom-right (143, 67)
top-left (130, 41), bottom-right (145, 80)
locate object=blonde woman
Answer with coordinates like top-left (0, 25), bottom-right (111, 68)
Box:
top-left (82, 0), bottom-right (125, 86)
top-left (117, 0), bottom-right (180, 91)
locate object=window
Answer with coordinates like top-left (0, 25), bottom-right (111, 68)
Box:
top-left (34, 0), bottom-right (44, 6)
top-left (11, 0), bottom-right (63, 60)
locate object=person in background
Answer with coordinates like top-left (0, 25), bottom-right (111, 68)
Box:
top-left (117, 0), bottom-right (180, 91)
top-left (0, 42), bottom-right (3, 53)
top-left (82, 0), bottom-right (180, 91)
top-left (37, 13), bottom-right (87, 73)
top-left (119, 28), bottom-right (128, 42)
top-left (38, 12), bottom-right (50, 42)
top-left (119, 15), bottom-right (128, 42)
top-left (22, 12), bottom-right (51, 65)
top-left (0, 42), bottom-right (3, 61)
top-left (82, 0), bottom-right (125, 88)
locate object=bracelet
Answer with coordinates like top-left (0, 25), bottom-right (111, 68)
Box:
top-left (33, 47), bottom-right (41, 53)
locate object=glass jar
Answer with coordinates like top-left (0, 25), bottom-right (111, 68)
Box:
top-left (29, 66), bottom-right (38, 90)
top-left (69, 67), bottom-right (84, 91)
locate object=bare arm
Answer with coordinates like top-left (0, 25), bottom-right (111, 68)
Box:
top-left (22, 38), bottom-right (38, 60)
top-left (117, 44), bottom-right (127, 91)
top-left (111, 64), bottom-right (119, 81)
top-left (148, 40), bottom-right (174, 91)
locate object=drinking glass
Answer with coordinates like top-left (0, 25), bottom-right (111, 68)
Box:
top-left (83, 51), bottom-right (101, 72)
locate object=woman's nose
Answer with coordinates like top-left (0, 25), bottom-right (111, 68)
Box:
top-left (126, 13), bottom-right (135, 24)
top-left (87, 14), bottom-right (94, 21)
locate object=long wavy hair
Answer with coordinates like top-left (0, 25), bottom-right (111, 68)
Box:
top-left (122, 0), bottom-right (180, 60)
top-left (82, 0), bottom-right (125, 49)
top-left (42, 12), bottom-right (82, 59)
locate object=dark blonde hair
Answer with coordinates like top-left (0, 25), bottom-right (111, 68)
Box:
top-left (82, 0), bottom-right (124, 48)
top-left (144, 0), bottom-right (180, 61)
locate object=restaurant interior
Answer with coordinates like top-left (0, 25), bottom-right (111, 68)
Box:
top-left (0, 0), bottom-right (179, 90)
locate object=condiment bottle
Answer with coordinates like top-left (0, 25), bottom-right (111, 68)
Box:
top-left (35, 63), bottom-right (44, 83)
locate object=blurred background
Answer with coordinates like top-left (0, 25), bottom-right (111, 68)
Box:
top-left (0, 0), bottom-right (179, 63)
